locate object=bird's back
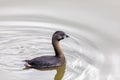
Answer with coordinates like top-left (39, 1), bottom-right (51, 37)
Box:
top-left (25, 56), bottom-right (64, 69)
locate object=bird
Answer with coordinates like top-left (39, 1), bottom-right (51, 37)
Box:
top-left (24, 31), bottom-right (69, 69)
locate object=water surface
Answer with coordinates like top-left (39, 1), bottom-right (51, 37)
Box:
top-left (0, 16), bottom-right (104, 80)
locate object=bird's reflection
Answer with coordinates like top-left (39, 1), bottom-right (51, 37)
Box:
top-left (54, 64), bottom-right (66, 80)
top-left (23, 64), bottom-right (66, 80)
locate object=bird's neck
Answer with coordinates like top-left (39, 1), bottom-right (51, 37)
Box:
top-left (52, 39), bottom-right (64, 57)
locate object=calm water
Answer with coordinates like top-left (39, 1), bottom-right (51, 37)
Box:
top-left (0, 16), bottom-right (103, 80)
top-left (0, 0), bottom-right (120, 79)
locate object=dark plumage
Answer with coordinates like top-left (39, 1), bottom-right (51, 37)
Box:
top-left (24, 31), bottom-right (69, 69)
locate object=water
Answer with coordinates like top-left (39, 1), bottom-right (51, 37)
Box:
top-left (0, 15), bottom-right (119, 80)
top-left (0, 0), bottom-right (120, 79)
top-left (0, 16), bottom-right (103, 80)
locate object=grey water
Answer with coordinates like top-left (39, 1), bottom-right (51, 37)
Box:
top-left (0, 0), bottom-right (120, 80)
top-left (0, 16), bottom-right (103, 80)
top-left (0, 15), bottom-right (119, 80)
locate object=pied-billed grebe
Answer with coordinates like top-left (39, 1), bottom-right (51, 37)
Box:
top-left (24, 31), bottom-right (69, 69)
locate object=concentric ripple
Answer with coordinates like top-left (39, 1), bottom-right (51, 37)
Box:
top-left (0, 18), bottom-right (104, 80)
